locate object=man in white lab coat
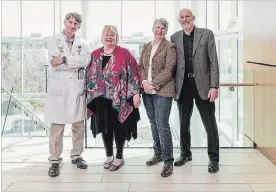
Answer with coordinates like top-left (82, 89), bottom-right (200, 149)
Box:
top-left (44, 12), bottom-right (91, 177)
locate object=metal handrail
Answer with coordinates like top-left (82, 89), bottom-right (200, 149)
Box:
top-left (220, 83), bottom-right (256, 86)
top-left (1, 86), bottom-right (50, 135)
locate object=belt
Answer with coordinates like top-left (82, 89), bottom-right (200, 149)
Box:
top-left (187, 73), bottom-right (195, 77)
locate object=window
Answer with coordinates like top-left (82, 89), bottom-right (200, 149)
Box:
top-left (219, 1), bottom-right (232, 30)
top-left (155, 1), bottom-right (178, 36)
top-left (84, 1), bottom-right (121, 49)
top-left (207, 1), bottom-right (218, 31)
top-left (60, 1), bottom-right (82, 35)
top-left (2, 1), bottom-right (22, 92)
top-left (2, 1), bottom-right (21, 37)
top-left (192, 1), bottom-right (207, 28)
top-left (22, 1), bottom-right (54, 37)
top-left (122, 1), bottom-right (154, 38)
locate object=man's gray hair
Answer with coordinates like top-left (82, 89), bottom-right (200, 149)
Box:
top-left (64, 12), bottom-right (82, 28)
top-left (152, 18), bottom-right (169, 34)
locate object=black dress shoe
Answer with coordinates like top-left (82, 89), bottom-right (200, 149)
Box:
top-left (174, 155), bottom-right (192, 166)
top-left (208, 161), bottom-right (219, 173)
top-left (72, 158), bottom-right (88, 169)
top-left (48, 163), bottom-right (60, 177)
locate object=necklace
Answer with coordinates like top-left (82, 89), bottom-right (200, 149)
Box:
top-left (103, 46), bottom-right (115, 55)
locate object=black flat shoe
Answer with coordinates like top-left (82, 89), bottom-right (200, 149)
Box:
top-left (174, 155), bottom-right (192, 167)
top-left (48, 163), bottom-right (60, 177)
top-left (72, 157), bottom-right (88, 169)
top-left (208, 161), bottom-right (219, 173)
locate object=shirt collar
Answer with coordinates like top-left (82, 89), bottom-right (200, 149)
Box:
top-left (183, 26), bottom-right (195, 36)
top-left (151, 39), bottom-right (163, 46)
top-left (62, 30), bottom-right (75, 43)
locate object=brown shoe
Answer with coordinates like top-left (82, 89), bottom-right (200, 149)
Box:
top-left (161, 164), bottom-right (173, 177)
top-left (146, 156), bottom-right (162, 166)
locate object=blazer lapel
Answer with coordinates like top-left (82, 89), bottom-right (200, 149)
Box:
top-left (144, 44), bottom-right (152, 69)
top-left (178, 31), bottom-right (184, 56)
top-left (153, 40), bottom-right (166, 58)
top-left (71, 37), bottom-right (79, 56)
top-left (192, 27), bottom-right (203, 56)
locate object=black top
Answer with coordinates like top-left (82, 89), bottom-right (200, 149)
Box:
top-left (183, 29), bottom-right (194, 74)
top-left (102, 56), bottom-right (111, 69)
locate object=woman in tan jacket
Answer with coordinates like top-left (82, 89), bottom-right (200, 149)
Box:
top-left (139, 18), bottom-right (176, 177)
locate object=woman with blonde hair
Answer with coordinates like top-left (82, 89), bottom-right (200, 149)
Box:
top-left (85, 25), bottom-right (141, 171)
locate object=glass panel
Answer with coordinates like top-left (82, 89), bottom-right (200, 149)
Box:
top-left (23, 39), bottom-right (48, 93)
top-left (219, 38), bottom-right (238, 83)
top-left (22, 1), bottom-right (54, 37)
top-left (218, 86), bottom-right (237, 146)
top-left (219, 1), bottom-right (232, 30)
top-left (2, 1), bottom-right (21, 37)
top-left (122, 1), bottom-right (154, 38)
top-left (1, 88), bottom-right (49, 136)
top-left (207, 1), bottom-right (218, 31)
top-left (155, 1), bottom-right (178, 36)
top-left (240, 84), bottom-right (254, 148)
top-left (60, 1), bottom-right (82, 35)
top-left (191, 1), bottom-right (207, 28)
top-left (1, 41), bottom-right (22, 93)
top-left (84, 1), bottom-right (121, 49)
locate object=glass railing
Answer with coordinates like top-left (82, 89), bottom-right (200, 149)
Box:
top-left (1, 86), bottom-right (49, 136)
top-left (85, 83), bottom-right (256, 148)
top-left (1, 83), bottom-right (256, 147)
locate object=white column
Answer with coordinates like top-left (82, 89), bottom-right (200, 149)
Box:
top-left (81, 1), bottom-right (89, 39)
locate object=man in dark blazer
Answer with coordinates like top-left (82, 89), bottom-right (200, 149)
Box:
top-left (170, 8), bottom-right (220, 173)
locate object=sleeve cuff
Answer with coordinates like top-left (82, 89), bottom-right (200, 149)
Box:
top-left (142, 80), bottom-right (147, 85)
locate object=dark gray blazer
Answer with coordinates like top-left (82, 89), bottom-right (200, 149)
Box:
top-left (171, 26), bottom-right (219, 100)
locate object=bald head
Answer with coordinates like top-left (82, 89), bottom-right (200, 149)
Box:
top-left (178, 8), bottom-right (195, 32)
top-left (179, 8), bottom-right (194, 17)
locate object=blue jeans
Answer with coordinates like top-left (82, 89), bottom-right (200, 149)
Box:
top-left (142, 94), bottom-right (174, 165)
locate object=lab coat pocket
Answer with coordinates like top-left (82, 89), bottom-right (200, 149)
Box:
top-left (48, 76), bottom-right (63, 96)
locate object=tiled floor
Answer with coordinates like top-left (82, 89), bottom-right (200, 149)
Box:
top-left (2, 137), bottom-right (276, 192)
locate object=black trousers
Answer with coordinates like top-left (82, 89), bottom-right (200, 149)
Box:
top-left (177, 77), bottom-right (219, 162)
top-left (102, 132), bottom-right (125, 159)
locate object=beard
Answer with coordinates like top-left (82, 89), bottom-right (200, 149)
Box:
top-left (183, 23), bottom-right (193, 30)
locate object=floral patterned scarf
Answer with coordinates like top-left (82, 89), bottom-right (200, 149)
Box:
top-left (85, 46), bottom-right (141, 123)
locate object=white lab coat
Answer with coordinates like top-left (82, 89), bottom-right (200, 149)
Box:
top-left (44, 33), bottom-right (91, 124)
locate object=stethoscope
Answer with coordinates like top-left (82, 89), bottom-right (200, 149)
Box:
top-left (78, 68), bottom-right (86, 80)
top-left (77, 54), bottom-right (93, 79)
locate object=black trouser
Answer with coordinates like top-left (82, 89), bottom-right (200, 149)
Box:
top-left (177, 76), bottom-right (219, 162)
top-left (102, 132), bottom-right (125, 159)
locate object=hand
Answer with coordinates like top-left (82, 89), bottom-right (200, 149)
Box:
top-left (208, 88), bottom-right (218, 102)
top-left (133, 93), bottom-right (140, 108)
top-left (143, 81), bottom-right (154, 94)
top-left (51, 56), bottom-right (63, 67)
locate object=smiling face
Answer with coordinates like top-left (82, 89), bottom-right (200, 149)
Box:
top-left (102, 25), bottom-right (118, 47)
top-left (153, 23), bottom-right (166, 41)
top-left (179, 8), bottom-right (195, 31)
top-left (64, 16), bottom-right (80, 36)
top-left (103, 30), bottom-right (116, 47)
